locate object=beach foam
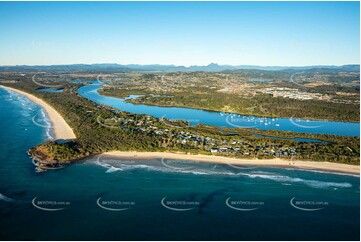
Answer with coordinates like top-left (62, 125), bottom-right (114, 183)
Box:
top-left (95, 160), bottom-right (238, 176)
top-left (0, 193), bottom-right (15, 203)
top-left (40, 108), bottom-right (54, 140)
top-left (238, 172), bottom-right (352, 189)
top-left (0, 85), bottom-right (76, 140)
top-left (93, 160), bottom-right (352, 189)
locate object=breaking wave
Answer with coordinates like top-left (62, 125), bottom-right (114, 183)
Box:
top-left (40, 109), bottom-right (54, 140)
top-left (284, 168), bottom-right (360, 178)
top-left (237, 172), bottom-right (352, 189)
top-left (93, 161), bottom-right (353, 189)
top-left (0, 193), bottom-right (16, 203)
top-left (95, 161), bottom-right (237, 176)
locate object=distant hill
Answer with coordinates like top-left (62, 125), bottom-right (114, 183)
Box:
top-left (123, 63), bottom-right (360, 72)
top-left (0, 64), bottom-right (132, 73)
top-left (0, 63), bottom-right (359, 73)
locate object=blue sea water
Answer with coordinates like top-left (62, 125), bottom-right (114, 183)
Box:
top-left (78, 84), bottom-right (360, 137)
top-left (0, 87), bottom-right (360, 240)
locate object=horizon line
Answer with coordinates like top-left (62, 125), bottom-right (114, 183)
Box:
top-left (0, 62), bottom-right (359, 68)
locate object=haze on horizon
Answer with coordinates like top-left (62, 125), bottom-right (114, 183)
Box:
top-left (0, 1), bottom-right (359, 67)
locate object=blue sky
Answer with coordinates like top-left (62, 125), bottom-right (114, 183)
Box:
top-left (0, 1), bottom-right (359, 66)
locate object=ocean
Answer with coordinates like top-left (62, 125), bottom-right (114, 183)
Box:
top-left (0, 87), bottom-right (359, 240)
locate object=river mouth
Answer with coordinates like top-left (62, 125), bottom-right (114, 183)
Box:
top-left (0, 80), bottom-right (359, 241)
top-left (77, 82), bottom-right (360, 137)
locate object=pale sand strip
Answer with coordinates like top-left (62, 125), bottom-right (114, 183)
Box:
top-left (1, 85), bottom-right (358, 175)
top-left (103, 151), bottom-right (360, 175)
top-left (0, 85), bottom-right (76, 140)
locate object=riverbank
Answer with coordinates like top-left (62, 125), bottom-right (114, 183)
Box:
top-left (102, 151), bottom-right (360, 175)
top-left (0, 85), bottom-right (76, 140)
top-left (1, 85), bottom-right (358, 175)
top-left (99, 88), bottom-right (360, 123)
top-left (79, 84), bottom-right (360, 136)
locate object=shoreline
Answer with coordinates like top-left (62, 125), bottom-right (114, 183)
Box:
top-left (0, 85), bottom-right (76, 140)
top-left (99, 89), bottom-right (360, 124)
top-left (102, 151), bottom-right (360, 175)
top-left (0, 85), bottom-right (359, 175)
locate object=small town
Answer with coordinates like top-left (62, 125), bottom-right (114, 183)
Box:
top-left (100, 112), bottom-right (298, 159)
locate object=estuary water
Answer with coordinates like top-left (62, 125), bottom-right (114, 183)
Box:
top-left (37, 87), bottom-right (64, 93)
top-left (0, 87), bottom-right (359, 240)
top-left (78, 84), bottom-right (360, 137)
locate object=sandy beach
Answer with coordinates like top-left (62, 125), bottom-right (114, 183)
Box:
top-left (0, 85), bottom-right (76, 140)
top-left (0, 85), bottom-right (359, 175)
top-left (103, 151), bottom-right (360, 175)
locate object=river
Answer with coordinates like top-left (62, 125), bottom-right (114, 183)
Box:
top-left (77, 83), bottom-right (360, 136)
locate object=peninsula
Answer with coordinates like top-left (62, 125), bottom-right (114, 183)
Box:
top-left (0, 73), bottom-right (359, 175)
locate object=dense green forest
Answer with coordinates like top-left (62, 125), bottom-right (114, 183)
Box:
top-left (1, 78), bottom-right (359, 171)
top-left (98, 70), bottom-right (359, 122)
top-left (102, 88), bottom-right (359, 122)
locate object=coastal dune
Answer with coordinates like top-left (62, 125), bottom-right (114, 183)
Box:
top-left (1, 85), bottom-right (358, 175)
top-left (0, 85), bottom-right (76, 140)
top-left (103, 151), bottom-right (360, 175)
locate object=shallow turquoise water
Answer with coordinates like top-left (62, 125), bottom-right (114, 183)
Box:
top-left (0, 87), bottom-right (359, 240)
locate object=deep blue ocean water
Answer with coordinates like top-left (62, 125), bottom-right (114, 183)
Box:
top-left (0, 87), bottom-right (360, 240)
top-left (78, 84), bottom-right (360, 136)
